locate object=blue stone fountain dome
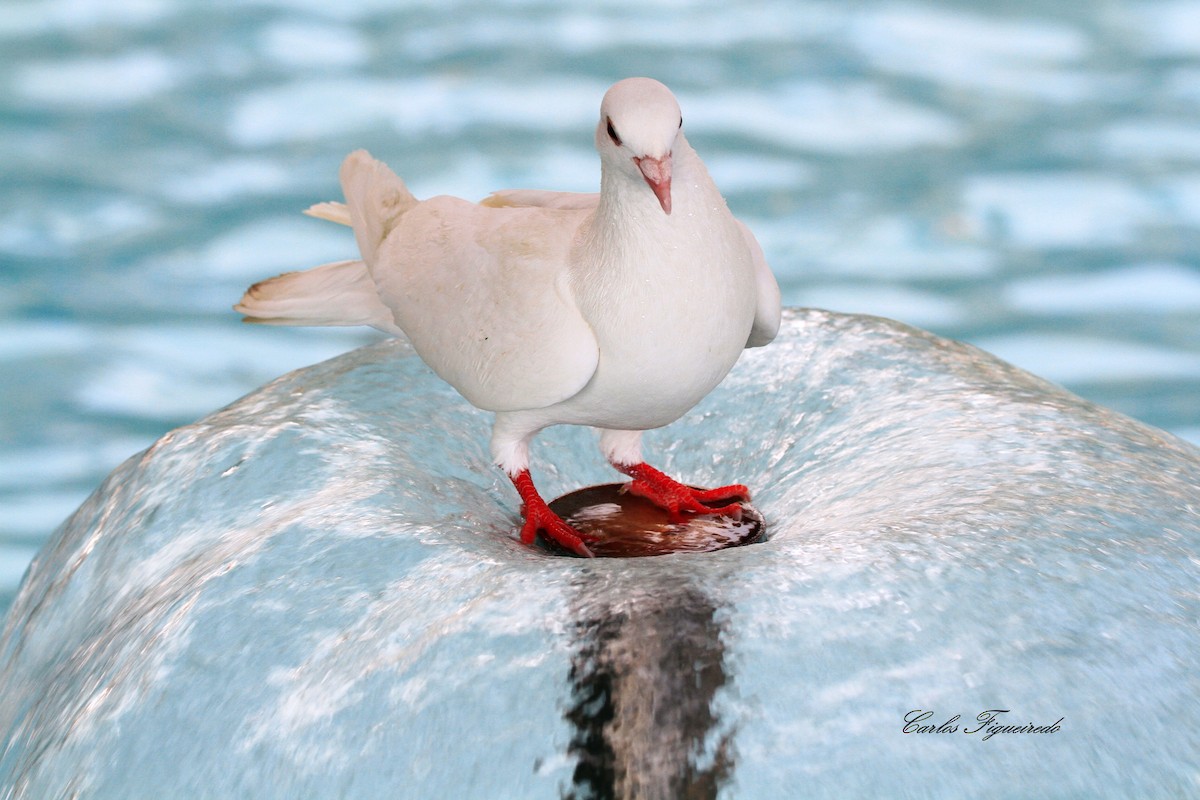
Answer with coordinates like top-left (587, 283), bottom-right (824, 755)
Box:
top-left (1, 309), bottom-right (1197, 798)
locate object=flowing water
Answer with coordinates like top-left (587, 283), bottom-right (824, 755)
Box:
top-left (1, 311), bottom-right (1197, 797)
top-left (3, 0), bottom-right (1200, 615)
top-left (2, 2), bottom-right (1200, 792)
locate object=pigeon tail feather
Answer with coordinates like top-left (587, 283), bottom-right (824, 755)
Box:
top-left (234, 259), bottom-right (402, 335)
top-left (339, 149), bottom-right (417, 268)
top-left (304, 201), bottom-right (351, 226)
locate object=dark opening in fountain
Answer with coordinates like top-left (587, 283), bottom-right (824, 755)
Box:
top-left (543, 483), bottom-right (766, 558)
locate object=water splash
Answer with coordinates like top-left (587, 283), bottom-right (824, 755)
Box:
top-left (1, 309), bottom-right (1198, 798)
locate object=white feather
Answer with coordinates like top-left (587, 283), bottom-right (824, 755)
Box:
top-left (235, 77), bottom-right (782, 474)
top-left (235, 259), bottom-right (402, 335)
top-left (303, 201), bottom-right (351, 226)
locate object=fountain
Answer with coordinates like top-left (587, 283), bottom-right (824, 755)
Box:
top-left (1, 309), bottom-right (1197, 797)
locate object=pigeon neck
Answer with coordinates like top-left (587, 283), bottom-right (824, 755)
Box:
top-left (579, 145), bottom-right (726, 291)
top-left (593, 140), bottom-right (707, 227)
top-left (595, 170), bottom-right (654, 227)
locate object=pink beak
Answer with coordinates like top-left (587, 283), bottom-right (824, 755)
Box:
top-left (635, 155), bottom-right (672, 215)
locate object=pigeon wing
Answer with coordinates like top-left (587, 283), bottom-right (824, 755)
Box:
top-left (480, 190), bottom-right (601, 210)
top-left (371, 197), bottom-right (599, 413)
top-left (737, 220), bottom-right (782, 348)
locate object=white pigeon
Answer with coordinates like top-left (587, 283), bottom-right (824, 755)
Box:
top-left (236, 77), bottom-right (782, 557)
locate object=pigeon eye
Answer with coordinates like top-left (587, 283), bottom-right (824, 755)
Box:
top-left (678, 116), bottom-right (683, 129)
top-left (605, 116), bottom-right (622, 146)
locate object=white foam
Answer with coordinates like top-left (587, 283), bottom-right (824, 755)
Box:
top-left (961, 173), bottom-right (1156, 249)
top-left (703, 154), bottom-right (813, 192)
top-left (228, 78), bottom-right (605, 147)
top-left (231, 74), bottom-right (960, 154)
top-left (233, 75), bottom-right (963, 152)
top-left (684, 82), bottom-right (965, 153)
top-left (229, 0), bottom-right (421, 21)
top-left (160, 158), bottom-right (294, 205)
top-left (975, 333), bottom-right (1200, 385)
top-left (259, 21), bottom-right (369, 68)
top-left (1166, 68), bottom-right (1200, 104)
top-left (1170, 427), bottom-right (1200, 446)
top-left (1099, 120), bottom-right (1200, 162)
top-left (844, 216), bottom-right (996, 278)
top-left (1126, 0), bottom-right (1200, 56)
top-left (854, 4), bottom-right (1087, 63)
top-left (797, 284), bottom-right (965, 329)
top-left (406, 146), bottom-right (598, 201)
top-left (1005, 263), bottom-right (1200, 314)
top-left (400, 3), bottom-right (839, 59)
top-left (75, 361), bottom-right (246, 420)
top-left (0, 321), bottom-right (94, 359)
top-left (757, 215), bottom-right (997, 280)
top-left (1160, 173), bottom-right (1200, 227)
top-left (406, 153), bottom-right (508, 205)
top-left (228, 78), bottom-right (398, 146)
top-left (0, 196), bottom-right (159, 258)
top-left (74, 326), bottom-right (367, 420)
top-left (15, 50), bottom-right (181, 108)
top-left (0, 490), bottom-right (91, 536)
top-left (148, 216), bottom-right (354, 281)
top-left (0, 440), bottom-right (147, 491)
top-left (0, 545), bottom-right (37, 593)
top-left (848, 5), bottom-right (1096, 103)
top-left (0, 0), bottom-right (168, 38)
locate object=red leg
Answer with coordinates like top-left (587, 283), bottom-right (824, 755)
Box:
top-left (509, 470), bottom-right (595, 558)
top-left (614, 462), bottom-right (750, 517)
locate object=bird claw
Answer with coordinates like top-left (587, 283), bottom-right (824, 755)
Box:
top-left (510, 469), bottom-right (595, 557)
top-left (519, 501), bottom-right (595, 558)
top-left (617, 462), bottom-right (749, 518)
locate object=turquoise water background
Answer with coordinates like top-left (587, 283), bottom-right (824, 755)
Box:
top-left (2, 0), bottom-right (1199, 617)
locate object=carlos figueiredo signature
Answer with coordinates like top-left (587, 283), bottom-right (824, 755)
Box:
top-left (904, 709), bottom-right (1063, 741)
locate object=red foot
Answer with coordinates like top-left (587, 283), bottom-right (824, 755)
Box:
top-left (510, 470), bottom-right (595, 557)
top-left (614, 462), bottom-right (750, 518)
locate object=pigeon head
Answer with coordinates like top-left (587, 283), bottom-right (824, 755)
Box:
top-left (596, 78), bottom-right (684, 215)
